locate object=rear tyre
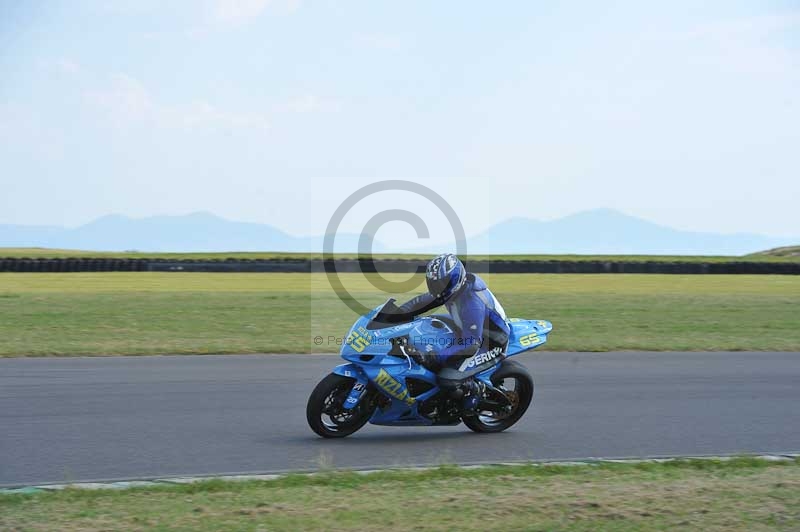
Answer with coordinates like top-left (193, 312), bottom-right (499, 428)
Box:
top-left (307, 373), bottom-right (375, 438)
top-left (462, 360), bottom-right (533, 434)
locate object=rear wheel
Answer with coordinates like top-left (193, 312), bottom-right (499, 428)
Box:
top-left (462, 360), bottom-right (533, 433)
top-left (306, 373), bottom-right (375, 438)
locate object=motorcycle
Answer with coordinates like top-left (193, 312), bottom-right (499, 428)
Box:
top-left (306, 298), bottom-right (553, 438)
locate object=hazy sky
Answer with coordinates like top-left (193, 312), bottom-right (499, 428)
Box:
top-left (1, 0), bottom-right (798, 245)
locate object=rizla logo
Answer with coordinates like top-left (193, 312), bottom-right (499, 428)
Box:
top-left (374, 369), bottom-right (415, 405)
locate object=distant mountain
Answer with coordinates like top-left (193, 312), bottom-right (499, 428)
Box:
top-left (0, 212), bottom-right (380, 253)
top-left (461, 209), bottom-right (796, 255)
top-left (0, 209), bottom-right (795, 255)
top-left (751, 245), bottom-right (800, 258)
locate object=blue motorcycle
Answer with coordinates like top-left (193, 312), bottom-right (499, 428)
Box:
top-left (307, 298), bottom-right (553, 438)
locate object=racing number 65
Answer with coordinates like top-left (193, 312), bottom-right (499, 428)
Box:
top-left (519, 333), bottom-right (540, 347)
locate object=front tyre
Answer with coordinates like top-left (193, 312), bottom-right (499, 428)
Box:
top-left (463, 359), bottom-right (533, 434)
top-left (307, 373), bottom-right (374, 438)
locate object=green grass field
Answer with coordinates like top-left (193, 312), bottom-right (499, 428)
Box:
top-left (1, 458), bottom-right (798, 531)
top-left (1, 273), bottom-right (799, 356)
top-left (2, 247), bottom-right (798, 262)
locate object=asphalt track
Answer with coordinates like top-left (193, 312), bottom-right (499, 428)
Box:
top-left (2, 352), bottom-right (799, 487)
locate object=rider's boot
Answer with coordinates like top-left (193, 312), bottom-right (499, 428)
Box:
top-left (441, 378), bottom-right (484, 411)
top-left (461, 379), bottom-right (485, 411)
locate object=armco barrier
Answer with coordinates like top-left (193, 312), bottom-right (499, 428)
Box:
top-left (0, 257), bottom-right (799, 274)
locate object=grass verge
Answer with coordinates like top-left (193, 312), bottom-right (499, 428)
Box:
top-left (1, 273), bottom-right (799, 355)
top-left (1, 458), bottom-right (798, 531)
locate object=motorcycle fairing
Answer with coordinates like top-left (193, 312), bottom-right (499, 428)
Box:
top-left (507, 318), bottom-right (553, 355)
top-left (363, 361), bottom-right (440, 426)
top-left (334, 300), bottom-right (552, 424)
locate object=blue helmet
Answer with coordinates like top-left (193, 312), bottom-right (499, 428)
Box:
top-left (425, 253), bottom-right (466, 302)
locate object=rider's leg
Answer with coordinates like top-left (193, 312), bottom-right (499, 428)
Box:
top-left (435, 347), bottom-right (483, 409)
top-left (438, 334), bottom-right (509, 411)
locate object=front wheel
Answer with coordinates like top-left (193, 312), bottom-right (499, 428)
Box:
top-left (307, 373), bottom-right (375, 438)
top-left (463, 360), bottom-right (533, 434)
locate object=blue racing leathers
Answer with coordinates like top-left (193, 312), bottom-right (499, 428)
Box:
top-left (398, 273), bottom-right (511, 370)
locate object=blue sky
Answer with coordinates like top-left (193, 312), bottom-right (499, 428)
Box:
top-left (1, 0), bottom-right (798, 245)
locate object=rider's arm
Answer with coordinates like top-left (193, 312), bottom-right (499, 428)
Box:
top-left (373, 293), bottom-right (441, 326)
top-left (397, 292), bottom-right (440, 317)
top-left (436, 291), bottom-right (486, 361)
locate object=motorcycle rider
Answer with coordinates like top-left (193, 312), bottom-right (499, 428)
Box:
top-left (394, 253), bottom-right (510, 409)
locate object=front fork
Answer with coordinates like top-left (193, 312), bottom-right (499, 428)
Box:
top-left (332, 364), bottom-right (370, 410)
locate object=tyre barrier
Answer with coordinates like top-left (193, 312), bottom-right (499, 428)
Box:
top-left (0, 258), bottom-right (798, 274)
top-left (147, 258), bottom-right (311, 273)
top-left (0, 258), bottom-right (149, 272)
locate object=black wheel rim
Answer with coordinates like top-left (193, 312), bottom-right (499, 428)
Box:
top-left (476, 376), bottom-right (524, 426)
top-left (320, 383), bottom-right (360, 433)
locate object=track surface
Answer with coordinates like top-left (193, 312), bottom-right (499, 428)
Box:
top-left (2, 352), bottom-right (799, 487)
